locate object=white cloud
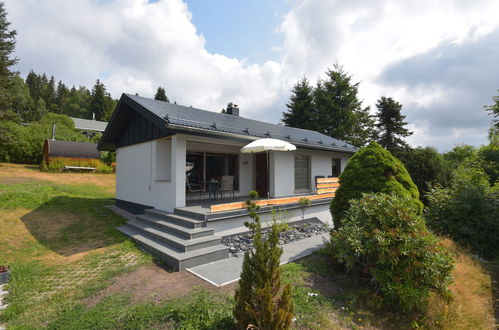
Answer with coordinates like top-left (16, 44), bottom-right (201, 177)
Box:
top-left (6, 0), bottom-right (285, 118)
top-left (5, 0), bottom-right (499, 151)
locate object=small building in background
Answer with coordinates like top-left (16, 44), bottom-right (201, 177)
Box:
top-left (42, 139), bottom-right (100, 165)
top-left (71, 117), bottom-right (108, 138)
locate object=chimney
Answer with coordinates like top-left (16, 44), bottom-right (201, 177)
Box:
top-left (92, 112), bottom-right (96, 120)
top-left (226, 102), bottom-right (239, 116)
top-left (51, 124), bottom-right (56, 140)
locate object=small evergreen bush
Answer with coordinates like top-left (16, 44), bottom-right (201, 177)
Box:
top-left (426, 166), bottom-right (499, 258)
top-left (234, 213), bottom-right (294, 329)
top-left (330, 193), bottom-right (453, 312)
top-left (331, 141), bottom-right (422, 227)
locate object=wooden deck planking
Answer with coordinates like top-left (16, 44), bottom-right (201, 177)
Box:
top-left (210, 193), bottom-right (335, 212)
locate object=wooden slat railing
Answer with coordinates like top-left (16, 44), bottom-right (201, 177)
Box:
top-left (208, 177), bottom-right (340, 213)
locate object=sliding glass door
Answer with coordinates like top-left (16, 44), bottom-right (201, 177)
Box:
top-left (186, 152), bottom-right (239, 191)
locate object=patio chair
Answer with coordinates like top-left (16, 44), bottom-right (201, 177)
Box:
top-left (186, 174), bottom-right (204, 200)
top-left (218, 175), bottom-right (235, 199)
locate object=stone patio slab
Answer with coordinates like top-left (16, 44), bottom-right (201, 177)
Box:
top-left (186, 232), bottom-right (329, 286)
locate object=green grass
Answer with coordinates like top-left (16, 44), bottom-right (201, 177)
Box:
top-left (1, 165), bottom-right (494, 329)
top-left (47, 289), bottom-right (235, 330)
top-left (0, 181), bottom-right (111, 210)
top-left (0, 170), bottom-right (151, 328)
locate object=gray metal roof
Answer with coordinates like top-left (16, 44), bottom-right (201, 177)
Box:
top-left (71, 117), bottom-right (108, 132)
top-left (121, 94), bottom-right (358, 153)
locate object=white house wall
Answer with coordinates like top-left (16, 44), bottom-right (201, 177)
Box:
top-left (116, 132), bottom-right (352, 210)
top-left (116, 135), bottom-right (186, 212)
top-left (272, 148), bottom-right (350, 198)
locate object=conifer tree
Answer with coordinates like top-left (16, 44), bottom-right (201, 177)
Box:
top-left (90, 79), bottom-right (112, 120)
top-left (25, 70), bottom-right (41, 101)
top-left (374, 96), bottom-right (412, 155)
top-left (314, 65), bottom-right (374, 146)
top-left (485, 91), bottom-right (499, 130)
top-left (43, 75), bottom-right (57, 112)
top-left (234, 197), bottom-right (293, 330)
top-left (154, 86), bottom-right (169, 102)
top-left (55, 80), bottom-right (69, 113)
top-left (282, 77), bottom-right (315, 129)
top-left (282, 65), bottom-right (374, 147)
top-left (0, 1), bottom-right (19, 110)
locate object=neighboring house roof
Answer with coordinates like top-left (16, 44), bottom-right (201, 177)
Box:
top-left (44, 140), bottom-right (100, 159)
top-left (98, 93), bottom-right (358, 153)
top-left (71, 117), bottom-right (108, 132)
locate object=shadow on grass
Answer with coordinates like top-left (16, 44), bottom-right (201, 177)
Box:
top-left (20, 196), bottom-right (127, 257)
top-left (295, 251), bottom-right (416, 329)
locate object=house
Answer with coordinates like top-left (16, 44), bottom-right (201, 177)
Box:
top-left (98, 94), bottom-right (357, 270)
top-left (71, 116), bottom-right (108, 138)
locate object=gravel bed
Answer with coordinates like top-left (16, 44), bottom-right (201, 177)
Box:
top-left (222, 222), bottom-right (329, 257)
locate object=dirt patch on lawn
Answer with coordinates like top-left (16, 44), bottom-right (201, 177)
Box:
top-left (85, 263), bottom-right (237, 306)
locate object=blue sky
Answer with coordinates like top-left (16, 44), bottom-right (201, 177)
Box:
top-left (182, 0), bottom-right (288, 62)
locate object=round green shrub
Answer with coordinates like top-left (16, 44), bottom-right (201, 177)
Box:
top-left (331, 141), bottom-right (422, 226)
top-left (330, 193), bottom-right (453, 312)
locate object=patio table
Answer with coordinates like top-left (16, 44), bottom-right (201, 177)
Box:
top-left (205, 181), bottom-right (221, 200)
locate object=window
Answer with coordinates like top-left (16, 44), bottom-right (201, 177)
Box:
top-left (186, 152), bottom-right (239, 191)
top-left (206, 154), bottom-right (239, 190)
top-left (294, 155), bottom-right (310, 190)
top-left (332, 158), bottom-right (341, 177)
top-left (156, 139), bottom-right (171, 181)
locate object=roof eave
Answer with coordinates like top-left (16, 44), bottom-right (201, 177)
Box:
top-left (167, 123), bottom-right (357, 154)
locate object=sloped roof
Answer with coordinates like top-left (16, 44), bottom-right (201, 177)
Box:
top-left (99, 93), bottom-right (358, 153)
top-left (71, 117), bottom-right (108, 132)
top-left (45, 140), bottom-right (100, 159)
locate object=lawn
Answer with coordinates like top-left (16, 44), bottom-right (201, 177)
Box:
top-left (0, 163), bottom-right (496, 329)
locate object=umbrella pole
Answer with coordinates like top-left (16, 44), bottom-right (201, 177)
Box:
top-left (267, 149), bottom-right (270, 199)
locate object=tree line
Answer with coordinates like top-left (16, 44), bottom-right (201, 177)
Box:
top-left (0, 2), bottom-right (172, 164)
top-left (282, 65), bottom-right (499, 203)
top-left (282, 64), bottom-right (411, 152)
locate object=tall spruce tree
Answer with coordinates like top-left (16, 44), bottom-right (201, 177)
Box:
top-left (43, 75), bottom-right (57, 112)
top-left (25, 70), bottom-right (41, 101)
top-left (0, 1), bottom-right (19, 111)
top-left (154, 86), bottom-right (169, 102)
top-left (314, 65), bottom-right (374, 146)
top-left (485, 91), bottom-right (499, 138)
top-left (374, 96), bottom-right (412, 154)
top-left (90, 79), bottom-right (110, 120)
top-left (282, 77), bottom-right (315, 129)
top-left (282, 65), bottom-right (374, 147)
top-left (55, 80), bottom-right (69, 113)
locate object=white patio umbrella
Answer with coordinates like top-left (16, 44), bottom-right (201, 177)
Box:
top-left (241, 138), bottom-right (296, 198)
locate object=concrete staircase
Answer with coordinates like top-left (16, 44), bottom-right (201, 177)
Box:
top-left (118, 208), bottom-right (229, 270)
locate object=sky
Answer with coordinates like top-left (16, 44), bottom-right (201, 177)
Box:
top-left (4, 0), bottom-right (499, 151)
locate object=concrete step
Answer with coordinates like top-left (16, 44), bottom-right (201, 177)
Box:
top-left (127, 219), bottom-right (221, 252)
top-left (136, 214), bottom-right (214, 239)
top-left (173, 207), bottom-right (207, 221)
top-left (145, 209), bottom-right (205, 229)
top-left (118, 226), bottom-right (229, 270)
